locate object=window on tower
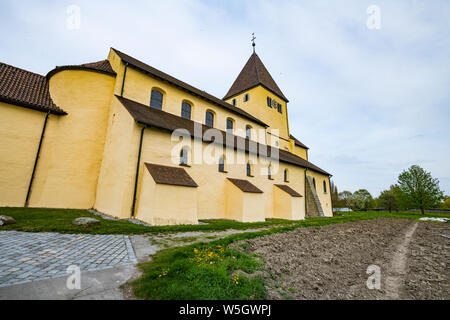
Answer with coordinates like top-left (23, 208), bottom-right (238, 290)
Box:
top-left (243, 93), bottom-right (249, 102)
top-left (267, 97), bottom-right (272, 107)
top-left (277, 103), bottom-right (282, 113)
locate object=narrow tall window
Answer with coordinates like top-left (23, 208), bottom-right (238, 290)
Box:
top-left (323, 181), bottom-right (327, 193)
top-left (243, 93), bottom-right (249, 102)
top-left (284, 169), bottom-right (289, 182)
top-left (246, 125), bottom-right (252, 140)
top-left (180, 148), bottom-right (188, 165)
top-left (268, 166), bottom-right (272, 180)
top-left (226, 118), bottom-right (234, 133)
top-left (232, 99), bottom-right (236, 106)
top-left (218, 156), bottom-right (225, 172)
top-left (150, 89), bottom-right (163, 109)
top-left (267, 97), bottom-right (272, 107)
top-left (247, 162), bottom-right (252, 176)
top-left (277, 103), bottom-right (282, 113)
top-left (181, 102), bottom-right (191, 120)
top-left (205, 111), bottom-right (214, 127)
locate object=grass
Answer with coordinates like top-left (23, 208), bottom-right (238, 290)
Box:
top-left (2, 207), bottom-right (449, 300)
top-left (2, 207), bottom-right (449, 235)
top-left (0, 207), bottom-right (318, 235)
top-left (131, 210), bottom-right (450, 300)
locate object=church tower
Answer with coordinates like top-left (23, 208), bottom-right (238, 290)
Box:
top-left (223, 51), bottom-right (291, 151)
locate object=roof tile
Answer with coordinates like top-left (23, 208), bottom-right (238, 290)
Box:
top-left (145, 163), bottom-right (198, 187)
top-left (0, 62), bottom-right (66, 115)
top-left (228, 178), bottom-right (263, 193)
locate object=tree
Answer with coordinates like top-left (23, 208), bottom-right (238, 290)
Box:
top-left (441, 197), bottom-right (450, 209)
top-left (378, 187), bottom-right (398, 213)
top-left (397, 165), bottom-right (444, 215)
top-left (347, 189), bottom-right (374, 211)
top-left (330, 181), bottom-right (339, 207)
top-left (338, 191), bottom-right (353, 208)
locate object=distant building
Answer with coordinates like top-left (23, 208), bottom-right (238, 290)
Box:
top-left (0, 48), bottom-right (332, 225)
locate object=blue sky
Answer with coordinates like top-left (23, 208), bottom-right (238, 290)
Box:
top-left (1, 0), bottom-right (449, 197)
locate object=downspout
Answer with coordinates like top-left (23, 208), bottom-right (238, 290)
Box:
top-left (131, 124), bottom-right (147, 217)
top-left (120, 62), bottom-right (129, 97)
top-left (25, 111), bottom-right (50, 207)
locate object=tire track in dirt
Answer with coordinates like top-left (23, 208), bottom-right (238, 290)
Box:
top-left (384, 221), bottom-right (418, 299)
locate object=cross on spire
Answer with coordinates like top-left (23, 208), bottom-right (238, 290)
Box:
top-left (251, 33), bottom-right (256, 53)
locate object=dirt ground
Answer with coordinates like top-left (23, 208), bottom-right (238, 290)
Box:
top-left (236, 218), bottom-right (450, 300)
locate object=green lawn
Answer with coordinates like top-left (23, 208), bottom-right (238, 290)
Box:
top-left (1, 207), bottom-right (448, 236)
top-left (0, 207), bottom-right (316, 234)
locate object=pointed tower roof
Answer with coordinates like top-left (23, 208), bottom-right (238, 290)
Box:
top-left (223, 53), bottom-right (288, 102)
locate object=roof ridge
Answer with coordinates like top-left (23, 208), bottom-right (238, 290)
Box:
top-left (0, 62), bottom-right (45, 78)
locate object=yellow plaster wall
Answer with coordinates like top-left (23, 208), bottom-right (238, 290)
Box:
top-left (290, 141), bottom-right (308, 160)
top-left (94, 97), bottom-right (141, 218)
top-left (27, 70), bottom-right (115, 208)
top-left (135, 172), bottom-right (198, 225)
top-left (0, 103), bottom-right (46, 206)
top-left (130, 124), bottom-right (307, 222)
top-left (273, 186), bottom-right (304, 220)
top-left (306, 171), bottom-right (333, 217)
top-left (107, 50), bottom-right (266, 141)
top-left (224, 86), bottom-right (290, 146)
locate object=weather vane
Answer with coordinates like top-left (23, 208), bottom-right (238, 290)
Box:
top-left (251, 33), bottom-right (256, 53)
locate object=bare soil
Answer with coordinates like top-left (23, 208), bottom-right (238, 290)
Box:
top-left (236, 218), bottom-right (450, 300)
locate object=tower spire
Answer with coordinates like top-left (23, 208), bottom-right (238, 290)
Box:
top-left (251, 33), bottom-right (256, 53)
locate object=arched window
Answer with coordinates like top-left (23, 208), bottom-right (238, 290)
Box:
top-left (312, 178), bottom-right (316, 189)
top-left (226, 118), bottom-right (234, 133)
top-left (246, 125), bottom-right (252, 140)
top-left (323, 181), bottom-right (327, 193)
top-left (243, 93), bottom-right (249, 102)
top-left (246, 162), bottom-right (252, 177)
top-left (218, 156), bottom-right (225, 172)
top-left (205, 111), bottom-right (214, 127)
top-left (180, 148), bottom-right (188, 165)
top-left (284, 169), bottom-right (289, 182)
top-left (150, 89), bottom-right (163, 109)
top-left (181, 102), bottom-right (191, 120)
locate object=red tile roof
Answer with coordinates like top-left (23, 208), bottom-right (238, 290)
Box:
top-left (111, 48), bottom-right (268, 127)
top-left (46, 59), bottom-right (116, 78)
top-left (0, 62), bottom-right (66, 115)
top-left (223, 53), bottom-right (288, 102)
top-left (145, 163), bottom-right (198, 187)
top-left (275, 184), bottom-right (303, 197)
top-left (117, 95), bottom-right (331, 176)
top-left (227, 178), bottom-right (263, 193)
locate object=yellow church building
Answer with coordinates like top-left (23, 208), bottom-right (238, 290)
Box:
top-left (0, 47), bottom-right (332, 225)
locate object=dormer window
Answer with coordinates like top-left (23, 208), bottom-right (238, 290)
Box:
top-left (243, 93), bottom-right (249, 102)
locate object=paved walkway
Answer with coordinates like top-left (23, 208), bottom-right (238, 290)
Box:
top-left (0, 231), bottom-right (137, 288)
